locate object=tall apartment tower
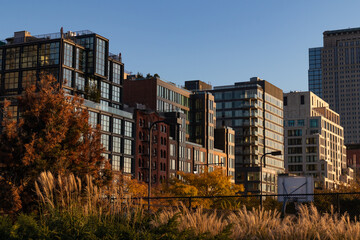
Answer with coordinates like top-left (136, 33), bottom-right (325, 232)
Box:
top-left (311, 27), bottom-right (360, 144)
top-left (211, 77), bottom-right (284, 194)
top-left (284, 91), bottom-right (348, 189)
top-left (0, 30), bottom-right (135, 175)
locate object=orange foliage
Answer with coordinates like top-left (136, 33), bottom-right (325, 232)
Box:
top-left (0, 74), bottom-right (112, 214)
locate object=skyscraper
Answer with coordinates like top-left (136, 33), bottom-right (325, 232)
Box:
top-left (311, 27), bottom-right (360, 144)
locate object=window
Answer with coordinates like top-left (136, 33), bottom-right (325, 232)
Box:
top-left (101, 115), bottom-right (110, 132)
top-left (300, 95), bottom-right (305, 104)
top-left (4, 72), bottom-right (19, 92)
top-left (124, 139), bottom-right (132, 155)
top-left (63, 68), bottom-right (72, 87)
top-left (310, 119), bottom-right (318, 128)
top-left (112, 155), bottom-right (121, 171)
top-left (113, 118), bottom-right (122, 135)
top-left (288, 165), bottom-right (303, 171)
top-left (75, 73), bottom-right (85, 91)
top-left (283, 96), bottom-right (287, 106)
top-left (95, 38), bottom-right (106, 76)
top-left (288, 129), bottom-right (302, 136)
top-left (39, 42), bottom-right (60, 66)
top-left (112, 63), bottom-right (121, 84)
top-left (88, 111), bottom-right (98, 128)
top-left (306, 138), bottom-right (316, 144)
top-left (288, 147), bottom-right (302, 154)
top-left (112, 136), bottom-right (121, 153)
top-left (288, 120), bottom-right (295, 126)
top-left (101, 134), bottom-right (109, 151)
top-left (306, 147), bottom-right (317, 153)
top-left (5, 47), bottom-right (20, 70)
top-left (22, 70), bottom-right (36, 89)
top-left (112, 86), bottom-right (121, 102)
top-left (75, 48), bottom-right (85, 72)
top-left (64, 43), bottom-right (73, 67)
top-left (288, 138), bottom-right (302, 145)
top-left (124, 157), bottom-right (132, 173)
top-left (297, 119), bottom-right (305, 126)
top-left (21, 45), bottom-right (37, 68)
top-left (124, 121), bottom-right (133, 137)
top-left (101, 82), bottom-right (109, 99)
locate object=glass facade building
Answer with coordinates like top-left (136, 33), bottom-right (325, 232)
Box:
top-left (308, 47), bottom-right (322, 98)
top-left (0, 30), bottom-right (135, 175)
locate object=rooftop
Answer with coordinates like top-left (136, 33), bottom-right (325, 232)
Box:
top-left (324, 27), bottom-right (360, 36)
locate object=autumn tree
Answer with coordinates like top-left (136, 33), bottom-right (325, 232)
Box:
top-left (162, 168), bottom-right (243, 208)
top-left (0, 74), bottom-right (112, 214)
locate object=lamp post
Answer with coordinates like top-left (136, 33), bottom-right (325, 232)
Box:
top-left (260, 150), bottom-right (282, 209)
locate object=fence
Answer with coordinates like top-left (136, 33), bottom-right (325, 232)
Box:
top-left (131, 192), bottom-right (360, 217)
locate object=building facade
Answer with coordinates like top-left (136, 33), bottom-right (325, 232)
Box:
top-left (284, 91), bottom-right (348, 189)
top-left (311, 27), bottom-right (360, 144)
top-left (0, 30), bottom-right (135, 175)
top-left (211, 77), bottom-right (284, 194)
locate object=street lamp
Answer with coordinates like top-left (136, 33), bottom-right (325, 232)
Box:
top-left (260, 150), bottom-right (282, 209)
top-left (147, 116), bottom-right (181, 211)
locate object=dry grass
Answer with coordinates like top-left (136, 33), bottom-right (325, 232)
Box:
top-left (34, 172), bottom-right (360, 239)
top-left (153, 203), bottom-right (360, 239)
top-left (34, 171), bottom-right (144, 220)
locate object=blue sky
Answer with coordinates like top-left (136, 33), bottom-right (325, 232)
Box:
top-left (2, 0), bottom-right (360, 92)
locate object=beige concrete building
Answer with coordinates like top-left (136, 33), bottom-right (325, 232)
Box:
top-left (284, 91), bottom-right (349, 189)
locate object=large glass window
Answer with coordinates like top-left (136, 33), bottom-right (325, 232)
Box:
top-left (101, 134), bottom-right (109, 151)
top-left (39, 42), bottom-right (59, 66)
top-left (124, 121), bottom-right (133, 137)
top-left (101, 115), bottom-right (110, 132)
top-left (88, 111), bottom-right (98, 128)
top-left (22, 70), bottom-right (36, 89)
top-left (4, 72), bottom-right (19, 92)
top-left (112, 63), bottom-right (121, 84)
top-left (21, 45), bottom-right (37, 68)
top-left (78, 37), bottom-right (94, 73)
top-left (75, 48), bottom-right (85, 72)
top-left (5, 47), bottom-right (20, 70)
top-left (63, 68), bottom-right (72, 87)
top-left (75, 73), bottom-right (85, 91)
top-left (310, 119), bottom-right (318, 128)
top-left (95, 38), bottom-right (106, 76)
top-left (112, 136), bottom-right (121, 153)
top-left (112, 85), bottom-right (121, 102)
top-left (101, 82), bottom-right (109, 99)
top-left (64, 43), bottom-right (73, 67)
top-left (124, 139), bottom-right (132, 155)
top-left (112, 155), bottom-right (121, 171)
top-left (124, 157), bottom-right (132, 173)
top-left (113, 118), bottom-right (122, 135)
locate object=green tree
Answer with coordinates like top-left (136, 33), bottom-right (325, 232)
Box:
top-left (0, 74), bottom-right (112, 214)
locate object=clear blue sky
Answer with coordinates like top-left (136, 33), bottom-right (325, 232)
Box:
top-left (2, 0), bottom-right (360, 92)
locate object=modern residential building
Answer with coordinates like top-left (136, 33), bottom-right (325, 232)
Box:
top-left (0, 30), bottom-right (135, 175)
top-left (308, 47), bottom-right (322, 98)
top-left (211, 77), bottom-right (284, 194)
top-left (311, 27), bottom-right (360, 144)
top-left (284, 91), bottom-right (349, 189)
